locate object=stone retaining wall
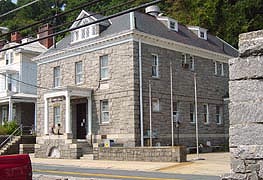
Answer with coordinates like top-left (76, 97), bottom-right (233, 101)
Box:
top-left (93, 146), bottom-right (187, 162)
top-left (222, 30), bottom-right (263, 179)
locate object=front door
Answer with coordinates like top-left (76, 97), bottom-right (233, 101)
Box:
top-left (76, 103), bottom-right (87, 139)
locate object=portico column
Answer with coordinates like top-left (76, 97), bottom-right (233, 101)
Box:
top-left (65, 93), bottom-right (72, 134)
top-left (44, 98), bottom-right (49, 135)
top-left (88, 98), bottom-right (92, 135)
top-left (8, 97), bottom-right (13, 122)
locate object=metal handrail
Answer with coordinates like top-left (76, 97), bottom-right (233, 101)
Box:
top-left (0, 124), bottom-right (23, 149)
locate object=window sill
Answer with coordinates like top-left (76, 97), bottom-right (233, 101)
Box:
top-left (100, 78), bottom-right (110, 82)
top-left (100, 122), bottom-right (111, 126)
top-left (204, 122), bottom-right (210, 125)
top-left (151, 76), bottom-right (160, 80)
top-left (216, 123), bottom-right (222, 125)
top-left (75, 82), bottom-right (84, 86)
top-left (190, 122), bottom-right (196, 124)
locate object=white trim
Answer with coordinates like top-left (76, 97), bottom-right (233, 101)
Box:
top-left (36, 30), bottom-right (233, 65)
top-left (151, 54), bottom-right (159, 78)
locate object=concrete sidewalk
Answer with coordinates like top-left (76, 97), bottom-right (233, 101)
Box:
top-left (31, 152), bottom-right (230, 176)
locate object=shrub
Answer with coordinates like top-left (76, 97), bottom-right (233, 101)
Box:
top-left (0, 121), bottom-right (19, 135)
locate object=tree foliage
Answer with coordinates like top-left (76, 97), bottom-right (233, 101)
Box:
top-left (0, 0), bottom-right (262, 47)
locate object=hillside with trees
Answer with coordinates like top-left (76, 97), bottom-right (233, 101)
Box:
top-left (0, 0), bottom-right (262, 47)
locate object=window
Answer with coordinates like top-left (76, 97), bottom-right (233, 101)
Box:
top-left (5, 52), bottom-right (14, 65)
top-left (200, 31), bottom-right (205, 38)
top-left (220, 63), bottom-right (224, 76)
top-left (101, 100), bottom-right (109, 123)
top-left (100, 55), bottom-right (109, 80)
top-left (1, 106), bottom-right (7, 123)
top-left (75, 61), bottom-right (83, 84)
top-left (54, 106), bottom-right (61, 125)
top-left (173, 102), bottom-right (179, 122)
top-left (54, 66), bottom-right (61, 87)
top-left (152, 54), bottom-right (159, 77)
top-left (203, 104), bottom-right (209, 124)
top-left (170, 21), bottom-right (176, 30)
top-left (181, 53), bottom-right (187, 66)
top-left (214, 61), bottom-right (218, 75)
top-left (12, 105), bottom-right (16, 120)
top-left (216, 105), bottom-right (223, 124)
top-left (6, 73), bottom-right (18, 92)
top-left (189, 56), bottom-right (194, 71)
top-left (152, 98), bottom-right (160, 112)
top-left (190, 103), bottom-right (195, 123)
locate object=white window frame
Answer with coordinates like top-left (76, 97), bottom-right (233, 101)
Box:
top-left (173, 101), bottom-right (179, 123)
top-left (54, 66), bottom-right (61, 88)
top-left (169, 19), bottom-right (178, 31)
top-left (101, 100), bottom-right (109, 123)
top-left (203, 104), bottom-right (209, 124)
top-left (190, 103), bottom-right (195, 123)
top-left (214, 61), bottom-right (218, 75)
top-left (75, 61), bottom-right (83, 84)
top-left (152, 98), bottom-right (160, 112)
top-left (5, 51), bottom-right (14, 65)
top-left (54, 106), bottom-right (61, 125)
top-left (1, 106), bottom-right (8, 123)
top-left (220, 63), bottom-right (224, 76)
top-left (189, 55), bottom-right (194, 71)
top-left (216, 105), bottom-right (223, 124)
top-left (152, 54), bottom-right (159, 78)
top-left (100, 55), bottom-right (109, 80)
top-left (181, 53), bottom-right (187, 66)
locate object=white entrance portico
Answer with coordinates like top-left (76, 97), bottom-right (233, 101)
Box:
top-left (43, 86), bottom-right (92, 138)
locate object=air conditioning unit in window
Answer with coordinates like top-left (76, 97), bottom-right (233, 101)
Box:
top-left (182, 63), bottom-right (189, 69)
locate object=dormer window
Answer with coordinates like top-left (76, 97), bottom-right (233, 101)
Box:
top-left (157, 17), bottom-right (178, 32)
top-left (188, 26), bottom-right (208, 40)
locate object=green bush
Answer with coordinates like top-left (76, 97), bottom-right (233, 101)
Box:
top-left (0, 126), bottom-right (7, 135)
top-left (0, 121), bottom-right (19, 135)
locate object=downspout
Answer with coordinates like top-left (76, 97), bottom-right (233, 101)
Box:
top-left (139, 39), bottom-right (144, 147)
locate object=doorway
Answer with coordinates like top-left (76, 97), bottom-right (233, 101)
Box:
top-left (76, 103), bottom-right (87, 139)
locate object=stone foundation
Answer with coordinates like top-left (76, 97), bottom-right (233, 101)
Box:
top-left (93, 146), bottom-right (187, 162)
top-left (222, 30), bottom-right (263, 179)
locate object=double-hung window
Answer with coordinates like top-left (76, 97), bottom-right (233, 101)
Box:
top-left (54, 66), bottom-right (61, 87)
top-left (214, 61), bottom-right (218, 75)
top-left (181, 53), bottom-right (187, 66)
top-left (173, 102), bottom-right (179, 124)
top-left (5, 52), bottom-right (14, 65)
top-left (152, 98), bottom-right (160, 112)
top-left (100, 55), bottom-right (109, 80)
top-left (203, 104), bottom-right (209, 124)
top-left (190, 103), bottom-right (195, 123)
top-left (189, 55), bottom-right (194, 71)
top-left (75, 61), bottom-right (83, 84)
top-left (220, 63), bottom-right (224, 76)
top-left (101, 100), bottom-right (109, 123)
top-left (216, 105), bottom-right (222, 124)
top-left (152, 54), bottom-right (159, 77)
top-left (54, 106), bottom-right (61, 125)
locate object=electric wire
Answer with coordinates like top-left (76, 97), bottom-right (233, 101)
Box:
top-left (0, 0), bottom-right (40, 18)
top-left (27, 0), bottom-right (138, 38)
top-left (0, 0), bottom-right (105, 39)
top-left (0, 0), bottom-right (162, 53)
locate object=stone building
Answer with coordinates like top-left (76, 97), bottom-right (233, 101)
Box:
top-left (0, 33), bottom-right (47, 127)
top-left (34, 6), bottom-right (237, 158)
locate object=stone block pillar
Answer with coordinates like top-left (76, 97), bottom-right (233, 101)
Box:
top-left (222, 30), bottom-right (263, 179)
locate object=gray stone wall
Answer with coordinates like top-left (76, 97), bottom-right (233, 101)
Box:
top-left (222, 30), bottom-right (263, 179)
top-left (133, 42), bottom-right (229, 147)
top-left (37, 41), bottom-right (136, 147)
top-left (93, 146), bottom-right (187, 162)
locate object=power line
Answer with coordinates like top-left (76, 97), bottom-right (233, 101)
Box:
top-left (0, 0), bottom-right (40, 18)
top-left (0, 72), bottom-right (50, 90)
top-left (28, 0), bottom-right (138, 38)
top-left (0, 0), bottom-right (162, 53)
top-left (0, 0), bottom-right (104, 39)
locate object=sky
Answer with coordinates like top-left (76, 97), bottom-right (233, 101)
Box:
top-left (11, 0), bottom-right (17, 4)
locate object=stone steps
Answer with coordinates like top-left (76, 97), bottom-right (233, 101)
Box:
top-left (80, 154), bottom-right (94, 160)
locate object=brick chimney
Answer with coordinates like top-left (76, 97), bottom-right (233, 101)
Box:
top-left (38, 24), bottom-right (53, 49)
top-left (11, 32), bottom-right (21, 43)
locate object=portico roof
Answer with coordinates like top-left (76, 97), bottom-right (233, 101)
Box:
top-left (44, 86), bottom-right (92, 99)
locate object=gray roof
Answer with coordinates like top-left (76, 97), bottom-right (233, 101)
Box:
top-left (38, 11), bottom-right (238, 58)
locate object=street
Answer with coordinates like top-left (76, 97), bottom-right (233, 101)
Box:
top-left (33, 163), bottom-right (220, 180)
